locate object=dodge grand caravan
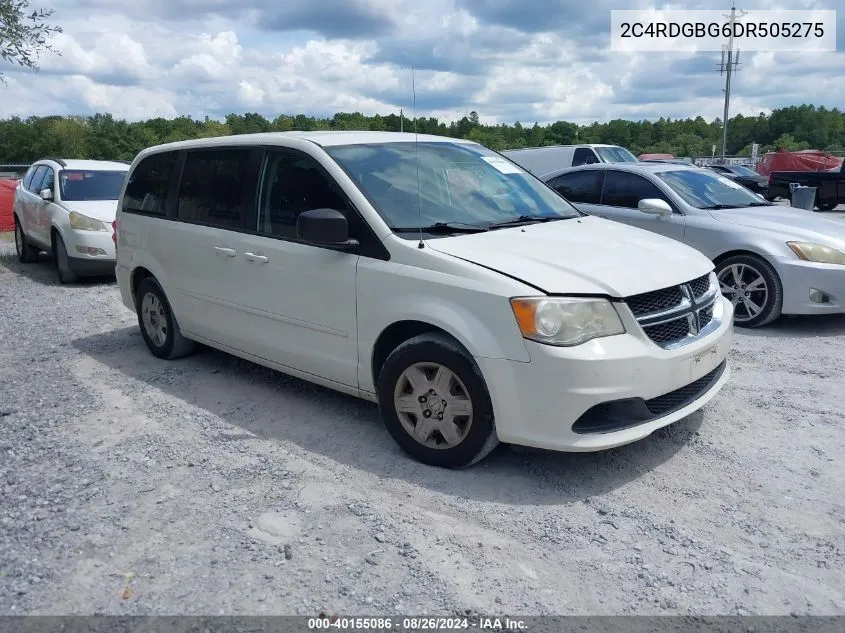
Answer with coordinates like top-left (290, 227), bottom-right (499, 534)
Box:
top-left (114, 132), bottom-right (733, 468)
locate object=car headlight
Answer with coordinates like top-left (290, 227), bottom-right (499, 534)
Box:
top-left (68, 211), bottom-right (107, 232)
top-left (510, 297), bottom-right (626, 346)
top-left (787, 242), bottom-right (845, 265)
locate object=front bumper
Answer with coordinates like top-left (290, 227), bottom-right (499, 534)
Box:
top-left (777, 257), bottom-right (845, 315)
top-left (61, 227), bottom-right (116, 277)
top-left (476, 297), bottom-right (733, 452)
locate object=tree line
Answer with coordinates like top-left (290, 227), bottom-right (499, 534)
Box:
top-left (1, 104), bottom-right (843, 164)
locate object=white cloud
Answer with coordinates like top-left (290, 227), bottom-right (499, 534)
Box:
top-left (0, 0), bottom-right (841, 126)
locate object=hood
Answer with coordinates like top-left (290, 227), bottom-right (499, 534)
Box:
top-left (62, 200), bottom-right (119, 222)
top-left (710, 206), bottom-right (845, 249)
top-left (427, 215), bottom-right (713, 297)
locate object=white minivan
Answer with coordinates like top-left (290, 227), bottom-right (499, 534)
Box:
top-left (503, 144), bottom-right (638, 179)
top-left (114, 132), bottom-right (733, 468)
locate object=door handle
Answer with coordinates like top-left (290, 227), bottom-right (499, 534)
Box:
top-left (214, 246), bottom-right (237, 257)
top-left (244, 252), bottom-right (269, 264)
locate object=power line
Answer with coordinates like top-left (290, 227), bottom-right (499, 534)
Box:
top-left (717, 5), bottom-right (746, 160)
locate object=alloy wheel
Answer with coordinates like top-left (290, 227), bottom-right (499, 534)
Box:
top-left (718, 263), bottom-right (769, 323)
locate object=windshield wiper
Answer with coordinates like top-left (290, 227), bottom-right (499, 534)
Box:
top-left (700, 204), bottom-right (742, 210)
top-left (743, 201), bottom-right (774, 207)
top-left (392, 221), bottom-right (489, 234)
top-left (487, 214), bottom-right (564, 229)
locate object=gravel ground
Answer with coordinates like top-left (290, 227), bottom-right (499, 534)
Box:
top-left (1, 238), bottom-right (844, 617)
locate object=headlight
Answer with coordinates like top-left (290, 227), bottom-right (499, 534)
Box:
top-left (510, 297), bottom-right (626, 346)
top-left (787, 242), bottom-right (845, 265)
top-left (68, 211), bottom-right (107, 232)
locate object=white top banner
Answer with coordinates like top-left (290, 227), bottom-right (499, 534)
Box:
top-left (610, 9), bottom-right (837, 52)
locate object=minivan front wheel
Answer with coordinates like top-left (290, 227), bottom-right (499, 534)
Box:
top-left (135, 277), bottom-right (195, 360)
top-left (377, 333), bottom-right (498, 468)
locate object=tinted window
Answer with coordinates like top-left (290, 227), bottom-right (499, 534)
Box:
top-left (60, 170), bottom-right (127, 201)
top-left (35, 167), bottom-right (55, 194)
top-left (573, 148), bottom-right (598, 166)
top-left (548, 170), bottom-right (603, 204)
top-left (177, 150), bottom-right (251, 229)
top-left (324, 142), bottom-right (580, 233)
top-left (22, 166), bottom-right (38, 190)
top-left (123, 152), bottom-right (178, 215)
top-left (601, 171), bottom-right (670, 208)
top-left (257, 152), bottom-right (349, 239)
top-left (27, 166), bottom-right (47, 192)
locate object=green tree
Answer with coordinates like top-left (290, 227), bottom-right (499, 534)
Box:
top-left (0, 0), bottom-right (62, 82)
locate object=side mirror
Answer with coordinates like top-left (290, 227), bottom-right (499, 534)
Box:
top-left (637, 198), bottom-right (672, 216)
top-left (296, 209), bottom-right (359, 249)
top-left (39, 188), bottom-right (53, 201)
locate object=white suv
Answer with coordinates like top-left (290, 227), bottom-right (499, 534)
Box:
top-left (114, 132), bottom-right (733, 468)
top-left (13, 158), bottom-right (129, 282)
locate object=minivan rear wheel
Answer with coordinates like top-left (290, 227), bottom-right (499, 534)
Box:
top-left (376, 333), bottom-right (498, 468)
top-left (135, 277), bottom-right (195, 360)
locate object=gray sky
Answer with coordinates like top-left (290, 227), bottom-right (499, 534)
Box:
top-left (1, 0), bottom-right (843, 124)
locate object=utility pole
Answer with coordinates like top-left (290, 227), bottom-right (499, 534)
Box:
top-left (718, 5), bottom-right (745, 161)
top-left (400, 108), bottom-right (404, 133)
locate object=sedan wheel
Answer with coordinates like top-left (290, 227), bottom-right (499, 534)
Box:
top-left (716, 254), bottom-right (783, 328)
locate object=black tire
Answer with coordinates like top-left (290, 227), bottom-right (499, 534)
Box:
top-left (135, 277), bottom-right (195, 360)
top-left (716, 254), bottom-right (783, 328)
top-left (376, 332), bottom-right (499, 468)
top-left (816, 197), bottom-right (836, 211)
top-left (53, 233), bottom-right (78, 284)
top-left (13, 216), bottom-right (39, 263)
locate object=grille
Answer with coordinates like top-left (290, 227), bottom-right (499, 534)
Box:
top-left (688, 274), bottom-right (712, 299)
top-left (698, 304), bottom-right (714, 330)
top-left (645, 361), bottom-right (726, 416)
top-left (626, 285), bottom-right (684, 317)
top-left (624, 275), bottom-right (719, 347)
top-left (643, 317), bottom-right (690, 343)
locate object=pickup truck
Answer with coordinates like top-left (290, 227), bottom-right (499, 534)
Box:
top-left (767, 160), bottom-right (844, 210)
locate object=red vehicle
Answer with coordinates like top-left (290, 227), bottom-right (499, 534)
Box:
top-left (638, 153), bottom-right (675, 161)
top-left (756, 149), bottom-right (841, 177)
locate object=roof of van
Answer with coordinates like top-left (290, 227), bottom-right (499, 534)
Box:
top-left (503, 144), bottom-right (621, 154)
top-left (141, 131), bottom-right (479, 153)
top-left (34, 158), bottom-right (130, 171)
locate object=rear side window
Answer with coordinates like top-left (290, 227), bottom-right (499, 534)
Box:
top-left (572, 148), bottom-right (599, 166)
top-left (601, 171), bottom-right (670, 208)
top-left (27, 166), bottom-right (47, 192)
top-left (22, 165), bottom-right (39, 190)
top-left (547, 170), bottom-right (604, 204)
top-left (177, 149), bottom-right (252, 229)
top-left (123, 151), bottom-right (178, 215)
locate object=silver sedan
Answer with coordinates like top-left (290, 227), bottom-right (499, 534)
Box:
top-left (542, 163), bottom-right (845, 327)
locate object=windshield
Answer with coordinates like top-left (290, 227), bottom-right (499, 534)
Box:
top-left (59, 170), bottom-right (127, 201)
top-left (657, 169), bottom-right (771, 209)
top-left (324, 142), bottom-right (580, 233)
top-left (726, 165), bottom-right (759, 177)
top-left (596, 146), bottom-right (638, 163)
